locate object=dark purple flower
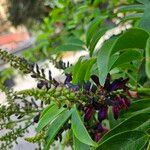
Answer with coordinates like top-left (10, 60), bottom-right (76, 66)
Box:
top-left (98, 106), bottom-right (108, 122)
top-left (94, 133), bottom-right (101, 142)
top-left (109, 78), bottom-right (129, 92)
top-left (124, 97), bottom-right (130, 108)
top-left (84, 106), bottom-right (94, 121)
top-left (64, 74), bottom-right (72, 84)
top-left (112, 106), bottom-right (120, 120)
top-left (91, 75), bottom-right (100, 85)
top-left (83, 82), bottom-right (91, 91)
top-left (96, 123), bottom-right (109, 134)
top-left (104, 73), bottom-right (111, 91)
top-left (92, 98), bottom-right (101, 110)
top-left (95, 123), bottom-right (104, 132)
top-left (115, 96), bottom-right (127, 109)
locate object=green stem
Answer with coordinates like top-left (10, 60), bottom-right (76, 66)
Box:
top-left (136, 88), bottom-right (150, 93)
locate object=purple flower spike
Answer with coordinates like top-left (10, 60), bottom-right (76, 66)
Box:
top-left (112, 106), bottom-right (120, 120)
top-left (98, 106), bottom-right (108, 122)
top-left (91, 75), bottom-right (100, 85)
top-left (94, 133), bottom-right (101, 142)
top-left (84, 106), bottom-right (94, 121)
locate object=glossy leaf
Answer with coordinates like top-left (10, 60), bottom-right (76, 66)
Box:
top-left (97, 38), bottom-right (116, 85)
top-left (145, 36), bottom-right (150, 79)
top-left (66, 37), bottom-right (85, 46)
top-left (40, 104), bottom-right (54, 118)
top-left (117, 4), bottom-right (144, 12)
top-left (139, 3), bottom-right (150, 32)
top-left (55, 44), bottom-right (84, 52)
top-left (72, 56), bottom-right (84, 83)
top-left (101, 113), bottom-right (150, 142)
top-left (120, 13), bottom-right (143, 23)
top-left (73, 135), bottom-right (91, 150)
top-left (111, 28), bottom-right (149, 55)
top-left (89, 28), bottom-right (108, 56)
top-left (71, 106), bottom-right (97, 147)
top-left (44, 110), bottom-right (71, 150)
top-left (84, 58), bottom-right (96, 81)
top-left (86, 16), bottom-right (107, 47)
top-left (36, 105), bottom-right (65, 132)
top-left (136, 0), bottom-right (150, 4)
top-left (96, 131), bottom-right (148, 150)
top-left (111, 49), bottom-right (143, 69)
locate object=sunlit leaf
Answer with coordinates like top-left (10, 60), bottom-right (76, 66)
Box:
top-left (71, 106), bottom-right (97, 147)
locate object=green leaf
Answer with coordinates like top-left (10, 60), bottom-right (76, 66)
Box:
top-left (97, 38), bottom-right (116, 85)
top-left (145, 37), bottom-right (150, 79)
top-left (73, 58), bottom-right (96, 84)
top-left (108, 107), bottom-right (120, 129)
top-left (84, 58), bottom-right (96, 81)
top-left (111, 28), bottom-right (149, 55)
top-left (89, 28), bottom-right (108, 56)
top-left (96, 131), bottom-right (148, 150)
top-left (136, 0), bottom-right (150, 4)
top-left (40, 104), bottom-right (55, 118)
top-left (71, 106), bottom-right (97, 147)
top-left (72, 56), bottom-right (84, 83)
top-left (66, 37), bottom-right (85, 46)
top-left (101, 113), bottom-right (150, 142)
top-left (73, 134), bottom-right (91, 150)
top-left (76, 60), bottom-right (89, 84)
top-left (120, 98), bottom-right (150, 118)
top-left (44, 110), bottom-right (71, 150)
top-left (36, 105), bottom-right (65, 132)
top-left (120, 13), bottom-right (143, 23)
top-left (117, 4), bottom-right (144, 12)
top-left (86, 16), bottom-right (107, 47)
top-left (110, 49), bottom-right (143, 69)
top-left (55, 44), bottom-right (84, 52)
top-left (139, 3), bottom-right (150, 32)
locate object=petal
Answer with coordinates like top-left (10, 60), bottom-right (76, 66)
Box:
top-left (91, 75), bottom-right (100, 85)
top-left (124, 97), bottom-right (131, 108)
top-left (104, 73), bottom-right (111, 90)
top-left (83, 81), bottom-right (91, 91)
top-left (64, 74), bottom-right (72, 84)
top-left (92, 98), bottom-right (101, 110)
top-left (98, 106), bottom-right (108, 122)
top-left (112, 106), bottom-right (120, 120)
top-left (115, 96), bottom-right (127, 109)
top-left (109, 78), bottom-right (129, 91)
top-left (84, 106), bottom-right (94, 121)
top-left (94, 133), bottom-right (101, 142)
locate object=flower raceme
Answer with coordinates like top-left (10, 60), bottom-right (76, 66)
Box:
top-left (63, 73), bottom-right (134, 141)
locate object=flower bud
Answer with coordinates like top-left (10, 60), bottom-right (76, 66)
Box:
top-left (94, 133), bottom-right (101, 142)
top-left (98, 106), bottom-right (108, 122)
top-left (112, 106), bottom-right (120, 120)
top-left (84, 106), bottom-right (94, 121)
